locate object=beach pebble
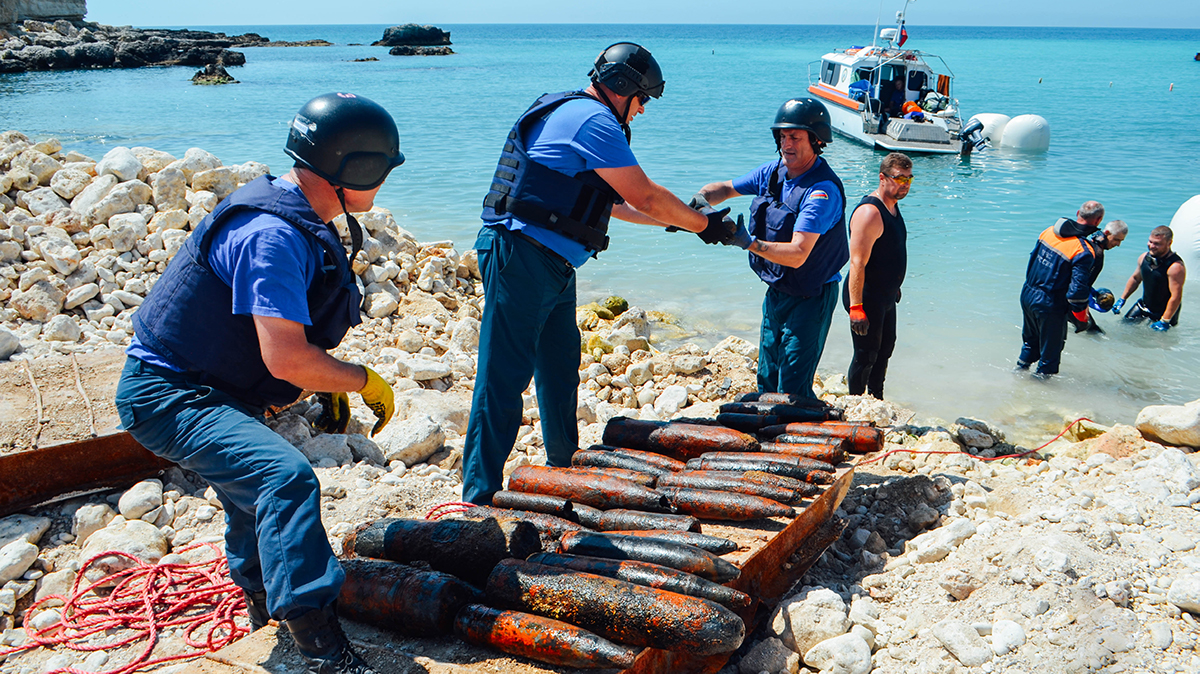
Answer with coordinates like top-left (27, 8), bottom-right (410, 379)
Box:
top-left (1034, 546), bottom-right (1072, 574)
top-left (803, 632), bottom-right (872, 674)
top-left (654, 385), bottom-right (689, 417)
top-left (990, 620), bottom-right (1025, 655)
top-left (737, 637), bottom-right (790, 674)
top-left (374, 414), bottom-right (444, 466)
top-left (27, 607), bottom-right (62, 632)
top-left (0, 539), bottom-right (39, 584)
top-left (346, 434), bottom-right (385, 466)
top-left (191, 166), bottom-right (237, 201)
top-left (79, 519), bottom-right (168, 585)
top-left (118, 479), bottom-right (163, 520)
top-left (1147, 622), bottom-right (1174, 649)
top-left (70, 173), bottom-right (117, 214)
top-left (81, 650), bottom-right (109, 671)
top-left (40, 653), bottom-right (75, 673)
top-left (0, 328), bottom-right (19, 360)
top-left (394, 389), bottom-right (470, 434)
top-left (1167, 575), bottom-right (1200, 613)
top-left (41, 314), bottom-right (79, 342)
top-left (33, 568), bottom-right (77, 608)
top-left (167, 147), bottom-right (222, 182)
top-left (95, 146), bottom-right (142, 182)
top-left (932, 619), bottom-right (993, 666)
top-left (938, 568), bottom-right (978, 600)
top-left (300, 434), bottom-right (353, 466)
top-left (72, 504), bottom-right (116, 545)
top-left (769, 586), bottom-right (849, 653)
top-left (1105, 580), bottom-right (1132, 607)
top-left (0, 514), bottom-right (51, 548)
top-left (10, 281), bottom-right (65, 322)
top-left (1136, 400), bottom-right (1200, 448)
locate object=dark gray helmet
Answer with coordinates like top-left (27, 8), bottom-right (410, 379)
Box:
top-left (771, 97), bottom-right (833, 144)
top-left (284, 92), bottom-right (405, 191)
top-left (589, 42), bottom-right (665, 99)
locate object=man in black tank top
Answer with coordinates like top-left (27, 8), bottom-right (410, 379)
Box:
top-left (1115, 225), bottom-right (1186, 330)
top-left (842, 152), bottom-right (911, 398)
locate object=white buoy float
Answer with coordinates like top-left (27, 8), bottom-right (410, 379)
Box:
top-left (963, 113), bottom-right (1051, 152)
top-left (966, 113), bottom-right (1010, 146)
top-left (1169, 195), bottom-right (1200, 286)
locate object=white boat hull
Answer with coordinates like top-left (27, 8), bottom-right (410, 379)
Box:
top-left (823, 97), bottom-right (962, 154)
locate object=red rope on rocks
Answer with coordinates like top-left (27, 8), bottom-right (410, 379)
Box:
top-left (0, 543), bottom-right (248, 674)
top-left (425, 501), bottom-right (476, 520)
top-left (859, 417), bottom-right (1094, 467)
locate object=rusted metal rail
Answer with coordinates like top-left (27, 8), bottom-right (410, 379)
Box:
top-left (0, 432), bottom-right (174, 517)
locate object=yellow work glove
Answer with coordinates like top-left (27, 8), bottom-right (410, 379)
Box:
top-left (358, 366), bottom-right (394, 436)
top-left (311, 392), bottom-right (350, 434)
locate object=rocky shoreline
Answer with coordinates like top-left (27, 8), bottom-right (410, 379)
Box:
top-left (1, 133), bottom-right (1200, 673)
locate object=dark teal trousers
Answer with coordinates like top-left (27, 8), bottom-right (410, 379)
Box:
top-left (757, 281), bottom-right (839, 399)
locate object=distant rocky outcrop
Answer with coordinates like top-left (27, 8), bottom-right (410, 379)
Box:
top-left (372, 23), bottom-right (450, 47)
top-left (389, 45), bottom-right (453, 57)
top-left (0, 0), bottom-right (86, 24)
top-left (0, 20), bottom-right (257, 73)
top-left (191, 63), bottom-right (237, 85)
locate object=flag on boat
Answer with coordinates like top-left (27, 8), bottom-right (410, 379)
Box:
top-left (898, 26), bottom-right (909, 47)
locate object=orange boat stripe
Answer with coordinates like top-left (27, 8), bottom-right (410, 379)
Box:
top-left (807, 84), bottom-right (861, 111)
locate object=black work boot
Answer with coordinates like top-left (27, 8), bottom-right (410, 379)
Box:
top-left (242, 589), bottom-right (270, 631)
top-left (284, 605), bottom-right (376, 674)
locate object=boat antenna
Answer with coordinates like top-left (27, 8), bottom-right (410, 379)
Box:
top-left (871, 0), bottom-right (884, 50)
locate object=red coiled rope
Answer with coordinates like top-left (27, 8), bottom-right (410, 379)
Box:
top-left (859, 417), bottom-right (1094, 466)
top-left (0, 542), bottom-right (248, 674)
top-left (425, 501), bottom-right (476, 520)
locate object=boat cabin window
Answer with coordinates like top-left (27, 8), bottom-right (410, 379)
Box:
top-left (853, 68), bottom-right (872, 83)
top-left (822, 61), bottom-right (840, 86)
top-left (907, 70), bottom-right (928, 92)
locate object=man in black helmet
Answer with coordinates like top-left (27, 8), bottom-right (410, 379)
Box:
top-left (116, 93), bottom-right (402, 673)
top-left (692, 97), bottom-right (849, 400)
top-left (464, 42), bottom-right (739, 505)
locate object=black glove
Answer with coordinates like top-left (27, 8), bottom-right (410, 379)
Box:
top-left (698, 207), bottom-right (736, 245)
top-left (312, 392), bottom-right (351, 434)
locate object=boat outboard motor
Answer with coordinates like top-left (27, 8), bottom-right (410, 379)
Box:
top-left (959, 117), bottom-right (988, 155)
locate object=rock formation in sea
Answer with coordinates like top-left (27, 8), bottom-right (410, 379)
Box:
top-left (373, 23), bottom-right (451, 47)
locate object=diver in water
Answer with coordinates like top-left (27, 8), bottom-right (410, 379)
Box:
top-left (1113, 225), bottom-right (1186, 331)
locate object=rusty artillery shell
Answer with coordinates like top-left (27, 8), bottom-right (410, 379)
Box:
top-left (686, 454), bottom-right (834, 484)
top-left (657, 470), bottom-right (803, 505)
top-left (485, 559), bottom-right (745, 655)
top-left (742, 470), bottom-right (822, 497)
top-left (719, 401), bottom-right (835, 422)
top-left (604, 529), bottom-right (738, 555)
top-left (338, 558), bottom-right (482, 636)
top-left (592, 508), bottom-right (700, 532)
top-left (735, 391), bottom-right (834, 408)
top-left (559, 531), bottom-right (740, 583)
top-left (509, 465), bottom-right (671, 512)
top-left (454, 604), bottom-right (638, 670)
top-left (571, 449), bottom-right (673, 476)
top-left (601, 446), bottom-right (688, 472)
top-left (602, 417), bottom-right (759, 461)
top-left (657, 486), bottom-right (795, 521)
top-left (715, 412), bottom-right (782, 433)
top-left (453, 506), bottom-right (584, 549)
top-left (344, 517), bottom-right (542, 586)
top-left (759, 423), bottom-right (883, 454)
top-left (491, 491), bottom-right (574, 516)
top-left (758, 441), bottom-right (847, 466)
top-left (563, 466), bottom-right (658, 488)
top-left (528, 552), bottom-right (752, 610)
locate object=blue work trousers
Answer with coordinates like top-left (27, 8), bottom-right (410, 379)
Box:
top-left (1018, 301), bottom-right (1068, 375)
top-left (758, 282), bottom-right (839, 399)
top-left (114, 357), bottom-right (341, 620)
top-left (462, 226), bottom-right (581, 505)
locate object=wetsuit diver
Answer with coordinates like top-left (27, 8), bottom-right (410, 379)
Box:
top-left (1114, 225), bottom-right (1186, 330)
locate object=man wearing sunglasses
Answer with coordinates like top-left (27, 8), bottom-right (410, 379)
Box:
top-left (465, 43), bottom-right (738, 505)
top-left (1017, 200), bottom-right (1104, 377)
top-left (1114, 225), bottom-right (1185, 331)
top-left (843, 152), bottom-right (912, 399)
top-left (690, 97), bottom-right (848, 400)
top-left (117, 93), bottom-right (402, 673)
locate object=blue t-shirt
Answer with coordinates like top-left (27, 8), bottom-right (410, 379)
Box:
top-left (127, 179), bottom-right (322, 370)
top-left (732, 159), bottom-right (845, 284)
top-left (489, 97), bottom-right (638, 268)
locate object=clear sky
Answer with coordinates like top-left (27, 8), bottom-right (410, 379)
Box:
top-left (86, 0), bottom-right (1199, 30)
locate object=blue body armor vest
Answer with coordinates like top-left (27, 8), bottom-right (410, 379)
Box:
top-left (748, 158), bottom-right (849, 298)
top-left (481, 91), bottom-right (625, 254)
top-left (132, 176), bottom-right (362, 408)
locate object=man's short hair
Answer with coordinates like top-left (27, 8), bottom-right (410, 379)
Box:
top-left (1151, 225), bottom-right (1174, 241)
top-left (1104, 220), bottom-right (1128, 237)
top-left (1079, 200), bottom-right (1104, 223)
top-left (880, 152), bottom-right (912, 175)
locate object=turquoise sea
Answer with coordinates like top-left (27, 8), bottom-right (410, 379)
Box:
top-left (2, 24), bottom-right (1199, 442)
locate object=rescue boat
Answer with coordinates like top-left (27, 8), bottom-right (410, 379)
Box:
top-left (807, 4), bottom-right (964, 154)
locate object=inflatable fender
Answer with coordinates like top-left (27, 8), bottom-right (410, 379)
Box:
top-left (1169, 195), bottom-right (1200, 287)
top-left (999, 114), bottom-right (1051, 151)
top-left (966, 113), bottom-right (1010, 145)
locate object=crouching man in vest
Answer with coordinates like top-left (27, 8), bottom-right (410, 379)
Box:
top-left (116, 93), bottom-right (403, 674)
top-left (692, 98), bottom-right (850, 400)
top-left (465, 42), bottom-right (741, 505)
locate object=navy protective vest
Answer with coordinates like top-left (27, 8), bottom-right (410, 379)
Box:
top-left (1141, 251), bottom-right (1183, 324)
top-left (481, 91), bottom-right (625, 254)
top-left (748, 158), bottom-right (849, 298)
top-left (132, 176), bottom-right (362, 408)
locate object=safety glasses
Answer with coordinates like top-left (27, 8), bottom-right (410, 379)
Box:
top-left (886, 173), bottom-right (913, 185)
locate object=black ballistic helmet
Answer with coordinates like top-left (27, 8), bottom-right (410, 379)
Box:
top-left (771, 97), bottom-right (834, 145)
top-left (589, 42), bottom-right (665, 99)
top-left (284, 92), bottom-right (405, 191)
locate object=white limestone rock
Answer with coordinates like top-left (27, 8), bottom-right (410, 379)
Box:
top-left (166, 147), bottom-right (222, 183)
top-left (802, 632), bottom-right (873, 674)
top-left (1034, 546), bottom-right (1072, 574)
top-left (236, 161), bottom-right (270, 184)
top-left (671, 354), bottom-right (707, 375)
top-left (654, 385), bottom-right (689, 417)
top-left (1133, 447), bottom-right (1200, 494)
top-left (1136, 400), bottom-right (1200, 447)
top-left (769, 586), bottom-right (849, 654)
top-left (364, 292), bottom-right (398, 318)
top-left (990, 619), bottom-right (1026, 655)
top-left (0, 514), bottom-right (51, 548)
top-left (150, 167), bottom-right (188, 212)
top-left (95, 146), bottom-right (143, 182)
top-left (0, 328), bottom-right (20, 360)
top-left (10, 281), bottom-right (65, 322)
top-left (190, 166), bottom-right (238, 201)
top-left (130, 146), bottom-right (177, 177)
top-left (20, 186), bottom-right (69, 216)
top-left (375, 414), bottom-right (444, 466)
top-left (938, 568), bottom-right (978, 600)
top-left (932, 619), bottom-right (993, 666)
top-left (713, 335), bottom-right (758, 360)
top-left (12, 149), bottom-right (62, 184)
top-left (32, 568), bottom-right (76, 609)
top-left (70, 173), bottom-right (118, 215)
top-left (395, 389), bottom-right (471, 434)
top-left (626, 361), bottom-right (653, 386)
top-left (118, 479), bottom-right (164, 520)
top-left (79, 519), bottom-right (169, 586)
top-left (300, 434), bottom-right (354, 466)
top-left (86, 180), bottom-right (151, 226)
top-left (449, 316), bottom-right (481, 353)
top-left (1168, 575), bottom-right (1200, 614)
top-left (0, 539), bottom-right (39, 585)
top-left (39, 236), bottom-right (80, 275)
top-left (148, 208), bottom-right (189, 234)
top-left (42, 314), bottom-right (80, 342)
top-left (71, 504), bottom-right (116, 545)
